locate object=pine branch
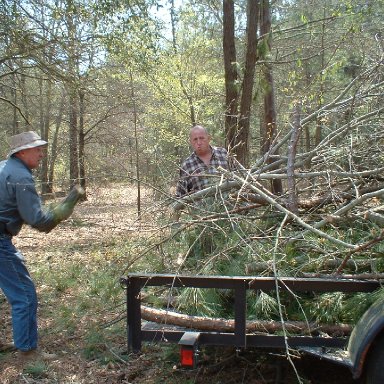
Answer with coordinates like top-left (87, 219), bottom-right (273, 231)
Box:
top-left (225, 170), bottom-right (356, 249)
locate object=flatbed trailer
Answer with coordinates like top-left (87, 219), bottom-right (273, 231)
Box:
top-left (120, 273), bottom-right (384, 383)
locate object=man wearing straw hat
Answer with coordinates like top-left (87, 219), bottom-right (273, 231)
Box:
top-left (0, 130), bottom-right (83, 362)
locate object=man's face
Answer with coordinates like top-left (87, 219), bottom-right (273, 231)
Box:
top-left (190, 128), bottom-right (211, 156)
top-left (17, 146), bottom-right (46, 169)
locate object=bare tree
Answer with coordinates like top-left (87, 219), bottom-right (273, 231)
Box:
top-left (259, 0), bottom-right (282, 194)
top-left (223, 0), bottom-right (239, 155)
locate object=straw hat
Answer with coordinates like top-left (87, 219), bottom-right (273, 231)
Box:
top-left (8, 131), bottom-right (47, 157)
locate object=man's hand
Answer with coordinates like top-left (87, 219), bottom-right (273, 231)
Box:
top-left (51, 185), bottom-right (85, 223)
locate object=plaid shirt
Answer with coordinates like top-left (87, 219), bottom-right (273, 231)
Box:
top-left (176, 146), bottom-right (229, 197)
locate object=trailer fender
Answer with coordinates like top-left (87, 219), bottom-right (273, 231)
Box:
top-left (348, 296), bottom-right (384, 379)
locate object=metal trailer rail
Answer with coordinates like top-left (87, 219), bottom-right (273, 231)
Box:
top-left (120, 273), bottom-right (381, 355)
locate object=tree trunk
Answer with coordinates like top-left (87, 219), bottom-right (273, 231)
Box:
top-left (315, 7), bottom-right (327, 146)
top-left (78, 88), bottom-right (86, 197)
top-left (67, 0), bottom-right (79, 189)
top-left (130, 70), bottom-right (141, 219)
top-left (48, 90), bottom-right (65, 190)
top-left (260, 0), bottom-right (282, 194)
top-left (69, 85), bottom-right (79, 188)
top-left (141, 305), bottom-right (352, 336)
top-left (223, 0), bottom-right (239, 151)
top-left (237, 0), bottom-right (259, 167)
top-left (40, 77), bottom-right (52, 194)
top-left (20, 73), bottom-right (29, 123)
top-left (170, 0), bottom-right (196, 126)
top-left (11, 65), bottom-right (19, 133)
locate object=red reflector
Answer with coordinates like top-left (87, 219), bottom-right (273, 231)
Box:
top-left (180, 347), bottom-right (194, 367)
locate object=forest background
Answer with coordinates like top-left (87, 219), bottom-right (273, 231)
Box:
top-left (0, 0), bottom-right (384, 382)
top-left (1, 0), bottom-right (382, 199)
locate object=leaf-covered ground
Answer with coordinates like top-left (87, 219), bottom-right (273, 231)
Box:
top-left (0, 184), bottom-right (361, 383)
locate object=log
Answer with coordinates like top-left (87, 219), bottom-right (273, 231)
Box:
top-left (302, 272), bottom-right (384, 280)
top-left (245, 258), bottom-right (376, 275)
top-left (141, 305), bottom-right (352, 336)
top-left (365, 212), bottom-right (384, 226)
top-left (245, 261), bottom-right (272, 274)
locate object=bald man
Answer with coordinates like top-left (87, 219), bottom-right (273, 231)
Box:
top-left (176, 125), bottom-right (229, 197)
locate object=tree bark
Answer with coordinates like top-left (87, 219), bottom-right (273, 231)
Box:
top-left (237, 0), bottom-right (259, 167)
top-left (141, 305), bottom-right (352, 336)
top-left (67, 0), bottom-right (79, 189)
top-left (223, 0), bottom-right (239, 151)
top-left (170, 0), bottom-right (196, 125)
top-left (259, 0), bottom-right (282, 194)
top-left (78, 88), bottom-right (86, 196)
top-left (48, 90), bottom-right (65, 190)
top-left (130, 70), bottom-right (141, 219)
top-left (40, 76), bottom-right (52, 194)
top-left (68, 85), bottom-right (79, 188)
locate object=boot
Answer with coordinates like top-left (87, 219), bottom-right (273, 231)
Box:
top-left (18, 349), bottom-right (58, 363)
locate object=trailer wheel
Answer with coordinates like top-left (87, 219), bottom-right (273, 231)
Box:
top-left (364, 333), bottom-right (384, 384)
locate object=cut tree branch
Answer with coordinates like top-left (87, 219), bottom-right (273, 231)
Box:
top-left (141, 305), bottom-right (352, 336)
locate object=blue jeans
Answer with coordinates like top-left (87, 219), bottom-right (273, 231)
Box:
top-left (0, 235), bottom-right (38, 351)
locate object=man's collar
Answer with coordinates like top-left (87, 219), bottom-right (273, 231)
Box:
top-left (9, 155), bottom-right (32, 173)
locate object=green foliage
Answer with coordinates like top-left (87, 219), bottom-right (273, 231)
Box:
top-left (55, 304), bottom-right (78, 336)
top-left (257, 36), bottom-right (270, 59)
top-left (175, 287), bottom-right (224, 317)
top-left (0, 0), bottom-right (382, 377)
top-left (161, 344), bottom-right (180, 365)
top-left (344, 288), bottom-right (384, 324)
top-left (23, 361), bottom-right (48, 379)
top-left (248, 291), bottom-right (279, 320)
top-left (1, 0), bottom-right (381, 197)
top-left (309, 292), bottom-right (346, 323)
top-left (156, 185), bottom-right (384, 326)
top-left (83, 326), bottom-right (108, 360)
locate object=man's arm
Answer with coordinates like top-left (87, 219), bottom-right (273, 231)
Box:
top-left (15, 177), bottom-right (57, 233)
top-left (15, 179), bottom-right (84, 233)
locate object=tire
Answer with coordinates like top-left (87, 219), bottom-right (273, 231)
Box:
top-left (364, 332), bottom-right (384, 384)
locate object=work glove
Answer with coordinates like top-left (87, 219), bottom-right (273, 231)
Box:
top-left (51, 184), bottom-right (85, 223)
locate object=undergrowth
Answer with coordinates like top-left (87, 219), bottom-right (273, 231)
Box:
top-left (2, 183), bottom-right (381, 383)
top-left (143, 196), bottom-right (384, 327)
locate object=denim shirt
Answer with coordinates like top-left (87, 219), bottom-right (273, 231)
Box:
top-left (0, 156), bottom-right (56, 235)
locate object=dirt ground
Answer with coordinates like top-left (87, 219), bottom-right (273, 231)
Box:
top-left (0, 184), bottom-right (363, 383)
